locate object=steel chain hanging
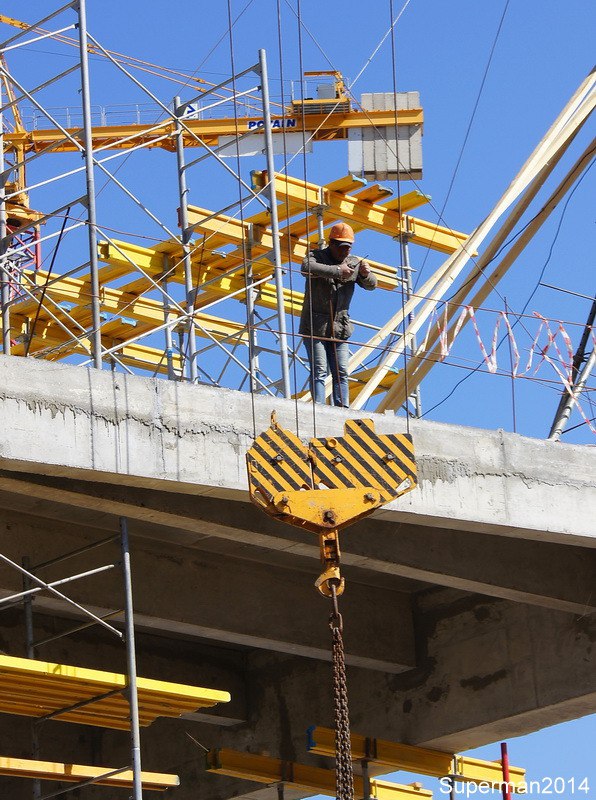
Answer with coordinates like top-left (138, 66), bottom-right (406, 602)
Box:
top-left (330, 584), bottom-right (354, 800)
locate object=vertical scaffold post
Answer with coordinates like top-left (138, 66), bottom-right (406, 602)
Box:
top-left (76, 0), bottom-right (103, 369)
top-left (0, 80), bottom-right (11, 355)
top-left (174, 96), bottom-right (198, 383)
top-left (22, 556), bottom-right (41, 800)
top-left (161, 254), bottom-right (177, 381)
top-left (244, 223), bottom-right (260, 391)
top-left (119, 517), bottom-right (143, 800)
top-left (399, 225), bottom-right (421, 418)
top-left (316, 189), bottom-right (326, 249)
top-left (258, 48), bottom-right (291, 399)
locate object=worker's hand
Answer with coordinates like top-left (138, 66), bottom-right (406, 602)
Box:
top-left (338, 264), bottom-right (354, 280)
top-left (358, 260), bottom-right (371, 278)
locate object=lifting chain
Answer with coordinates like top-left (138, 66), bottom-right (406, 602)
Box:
top-left (329, 582), bottom-right (354, 800)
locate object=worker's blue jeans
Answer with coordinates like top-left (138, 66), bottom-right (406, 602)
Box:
top-left (305, 338), bottom-right (350, 407)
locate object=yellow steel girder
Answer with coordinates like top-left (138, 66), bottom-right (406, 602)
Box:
top-left (14, 269), bottom-right (249, 342)
top-left (206, 749), bottom-right (432, 800)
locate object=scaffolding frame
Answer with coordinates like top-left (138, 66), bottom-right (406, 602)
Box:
top-left (0, 7), bottom-right (593, 432)
top-left (0, 517), bottom-right (145, 799)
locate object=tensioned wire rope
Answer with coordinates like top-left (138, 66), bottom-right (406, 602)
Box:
top-left (412, 0), bottom-right (512, 292)
top-left (279, 0), bottom-right (541, 335)
top-left (295, 0), bottom-right (319, 437)
top-left (276, 0), bottom-right (302, 438)
top-left (227, 0), bottom-right (257, 440)
top-left (389, 0), bottom-right (411, 431)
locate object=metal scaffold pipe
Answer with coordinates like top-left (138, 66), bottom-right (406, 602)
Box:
top-left (0, 81), bottom-right (11, 355)
top-left (76, 0), bottom-right (103, 369)
top-left (258, 48), bottom-right (291, 399)
top-left (120, 516), bottom-right (143, 800)
top-left (174, 95), bottom-right (198, 383)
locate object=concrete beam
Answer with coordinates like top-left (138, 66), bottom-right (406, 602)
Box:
top-left (0, 474), bottom-right (593, 616)
top-left (0, 517), bottom-right (416, 673)
top-left (0, 356), bottom-right (593, 544)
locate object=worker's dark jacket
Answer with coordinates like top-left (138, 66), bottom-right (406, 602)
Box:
top-left (299, 248), bottom-right (377, 340)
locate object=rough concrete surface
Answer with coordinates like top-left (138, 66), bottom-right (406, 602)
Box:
top-left (0, 356), bottom-right (594, 800)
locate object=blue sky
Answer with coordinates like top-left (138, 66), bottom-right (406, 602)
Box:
top-left (2, 0), bottom-right (594, 441)
top-left (1, 0), bottom-right (595, 793)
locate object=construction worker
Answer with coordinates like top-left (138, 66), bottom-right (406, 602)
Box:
top-left (299, 222), bottom-right (377, 407)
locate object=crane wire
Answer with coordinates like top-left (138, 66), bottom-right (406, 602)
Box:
top-left (227, 0), bottom-right (257, 439)
top-left (276, 0), bottom-right (302, 437)
top-left (295, 0), bottom-right (318, 436)
top-left (389, 0), bottom-right (411, 432)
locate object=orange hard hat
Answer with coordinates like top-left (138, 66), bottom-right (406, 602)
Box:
top-left (329, 222), bottom-right (355, 244)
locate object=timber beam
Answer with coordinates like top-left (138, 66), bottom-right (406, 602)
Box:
top-left (206, 749), bottom-right (432, 800)
top-left (307, 727), bottom-right (526, 790)
top-left (252, 172), bottom-right (469, 255)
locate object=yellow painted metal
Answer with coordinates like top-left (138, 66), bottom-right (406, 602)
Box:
top-left (451, 755), bottom-right (526, 789)
top-left (3, 109), bottom-right (423, 156)
top-left (324, 174), bottom-right (368, 194)
top-left (206, 748), bottom-right (432, 800)
top-left (307, 727), bottom-right (526, 791)
top-left (246, 417), bottom-right (416, 535)
top-left (0, 756), bottom-right (179, 791)
top-left (0, 654), bottom-right (230, 729)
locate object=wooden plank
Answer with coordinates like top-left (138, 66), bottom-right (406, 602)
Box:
top-left (0, 755), bottom-right (179, 792)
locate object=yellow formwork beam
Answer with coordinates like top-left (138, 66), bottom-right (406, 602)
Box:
top-left (0, 755), bottom-right (179, 792)
top-left (253, 172), bottom-right (470, 255)
top-left (206, 749), bottom-right (432, 800)
top-left (14, 270), bottom-right (248, 342)
top-left (307, 728), bottom-right (526, 791)
top-left (186, 206), bottom-right (400, 291)
top-left (10, 318), bottom-right (185, 375)
top-left (0, 654), bottom-right (230, 729)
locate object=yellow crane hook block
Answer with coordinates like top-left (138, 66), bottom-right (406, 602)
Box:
top-left (246, 414), bottom-right (416, 596)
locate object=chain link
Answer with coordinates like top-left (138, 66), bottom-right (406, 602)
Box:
top-left (330, 584), bottom-right (354, 800)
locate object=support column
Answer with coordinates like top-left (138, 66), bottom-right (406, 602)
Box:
top-left (399, 229), bottom-right (421, 418)
top-left (120, 517), bottom-right (143, 800)
top-left (23, 556), bottom-right (41, 800)
top-left (76, 0), bottom-right (102, 369)
top-left (161, 255), bottom-right (176, 381)
top-left (258, 48), bottom-right (291, 399)
top-left (174, 96), bottom-right (198, 383)
top-left (0, 81), bottom-right (10, 355)
top-left (244, 223), bottom-right (261, 392)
